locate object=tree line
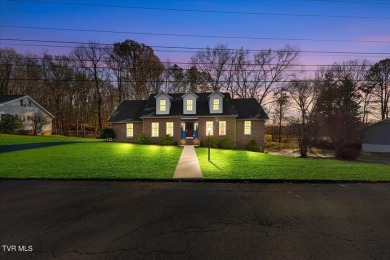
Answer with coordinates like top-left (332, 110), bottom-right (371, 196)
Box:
top-left (1, 39), bottom-right (389, 158)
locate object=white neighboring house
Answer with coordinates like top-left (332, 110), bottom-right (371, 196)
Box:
top-left (362, 119), bottom-right (390, 153)
top-left (0, 95), bottom-right (54, 135)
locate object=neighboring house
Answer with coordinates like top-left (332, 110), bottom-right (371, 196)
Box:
top-left (0, 95), bottom-right (54, 135)
top-left (362, 119), bottom-right (390, 153)
top-left (109, 92), bottom-right (268, 151)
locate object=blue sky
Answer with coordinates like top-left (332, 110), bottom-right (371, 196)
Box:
top-left (0, 0), bottom-right (389, 67)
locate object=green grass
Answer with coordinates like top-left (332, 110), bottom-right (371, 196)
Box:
top-left (0, 134), bottom-right (101, 145)
top-left (0, 142), bottom-right (182, 179)
top-left (196, 148), bottom-right (390, 181)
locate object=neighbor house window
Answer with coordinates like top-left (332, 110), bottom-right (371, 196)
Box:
top-left (186, 99), bottom-right (193, 111)
top-left (160, 100), bottom-right (166, 112)
top-left (152, 122), bottom-right (159, 137)
top-left (213, 99), bottom-right (219, 110)
top-left (20, 100), bottom-right (24, 106)
top-left (219, 121), bottom-right (226, 136)
top-left (126, 123), bottom-right (133, 137)
top-left (206, 121), bottom-right (213, 136)
top-left (166, 122), bottom-right (174, 136)
top-left (244, 121), bottom-right (251, 135)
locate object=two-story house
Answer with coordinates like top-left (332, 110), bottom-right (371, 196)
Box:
top-left (108, 92), bottom-right (268, 151)
top-left (0, 95), bottom-right (54, 135)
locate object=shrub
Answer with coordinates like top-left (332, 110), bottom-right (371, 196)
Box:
top-left (100, 128), bottom-right (116, 140)
top-left (135, 132), bottom-right (151, 144)
top-left (159, 134), bottom-right (176, 146)
top-left (0, 114), bottom-right (23, 134)
top-left (246, 139), bottom-right (260, 152)
top-left (336, 146), bottom-right (361, 160)
top-left (202, 136), bottom-right (219, 148)
top-left (218, 137), bottom-right (234, 149)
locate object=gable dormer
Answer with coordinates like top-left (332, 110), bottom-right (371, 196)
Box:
top-left (155, 92), bottom-right (172, 115)
top-left (182, 92), bottom-right (198, 115)
top-left (208, 92), bottom-right (224, 114)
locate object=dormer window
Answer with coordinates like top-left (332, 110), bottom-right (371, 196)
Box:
top-left (155, 92), bottom-right (172, 115)
top-left (208, 92), bottom-right (224, 114)
top-left (213, 99), bottom-right (219, 110)
top-left (182, 92), bottom-right (198, 115)
top-left (186, 99), bottom-right (193, 111)
top-left (160, 100), bottom-right (166, 112)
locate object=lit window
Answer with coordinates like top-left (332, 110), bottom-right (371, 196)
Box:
top-left (186, 99), bottom-right (193, 111)
top-left (126, 123), bottom-right (133, 137)
top-left (213, 99), bottom-right (219, 110)
top-left (160, 100), bottom-right (166, 112)
top-left (219, 121), bottom-right (226, 136)
top-left (206, 121), bottom-right (213, 136)
top-left (152, 122), bottom-right (159, 137)
top-left (244, 121), bottom-right (251, 135)
top-left (166, 122), bottom-right (174, 136)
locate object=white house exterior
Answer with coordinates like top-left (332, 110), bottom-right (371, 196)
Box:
top-left (362, 119), bottom-right (390, 153)
top-left (0, 95), bottom-right (54, 135)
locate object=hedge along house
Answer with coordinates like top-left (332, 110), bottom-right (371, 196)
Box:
top-left (108, 92), bottom-right (268, 151)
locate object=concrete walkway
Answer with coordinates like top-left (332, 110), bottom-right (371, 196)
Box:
top-left (173, 145), bottom-right (203, 179)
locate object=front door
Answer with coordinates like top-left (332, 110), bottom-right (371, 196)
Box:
top-left (186, 122), bottom-right (194, 138)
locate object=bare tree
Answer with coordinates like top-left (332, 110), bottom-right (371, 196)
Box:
top-left (191, 44), bottom-right (234, 92)
top-left (287, 80), bottom-right (317, 157)
top-left (367, 58), bottom-right (390, 120)
top-left (31, 112), bottom-right (50, 135)
top-left (253, 45), bottom-right (300, 106)
top-left (273, 87), bottom-right (290, 143)
top-left (72, 42), bottom-right (108, 135)
top-left (0, 48), bottom-right (21, 95)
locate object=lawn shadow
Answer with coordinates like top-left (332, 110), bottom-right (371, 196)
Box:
top-left (209, 160), bottom-right (222, 171)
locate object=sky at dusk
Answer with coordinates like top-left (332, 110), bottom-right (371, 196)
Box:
top-left (0, 0), bottom-right (389, 68)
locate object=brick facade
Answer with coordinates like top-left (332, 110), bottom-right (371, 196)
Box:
top-left (111, 117), bottom-right (265, 151)
top-left (142, 118), bottom-right (181, 144)
top-left (198, 117), bottom-right (236, 145)
top-left (236, 120), bottom-right (265, 151)
top-left (111, 122), bottom-right (143, 142)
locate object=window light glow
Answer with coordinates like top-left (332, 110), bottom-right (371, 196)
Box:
top-left (152, 122), bottom-right (159, 137)
top-left (160, 99), bottom-right (166, 112)
top-left (166, 122), bottom-right (174, 136)
top-left (213, 99), bottom-right (219, 110)
top-left (126, 123), bottom-right (133, 137)
top-left (219, 121), bottom-right (226, 135)
top-left (244, 121), bottom-right (251, 135)
top-left (206, 121), bottom-right (213, 135)
top-left (186, 99), bottom-right (193, 111)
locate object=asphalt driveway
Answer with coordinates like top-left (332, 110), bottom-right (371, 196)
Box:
top-left (1, 181), bottom-right (389, 259)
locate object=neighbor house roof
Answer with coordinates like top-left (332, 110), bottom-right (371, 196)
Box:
top-left (108, 92), bottom-right (268, 123)
top-left (0, 95), bottom-right (26, 105)
top-left (0, 95), bottom-right (54, 118)
top-left (233, 98), bottom-right (269, 120)
top-left (108, 100), bottom-right (147, 123)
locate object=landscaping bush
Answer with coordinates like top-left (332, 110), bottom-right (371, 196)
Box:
top-left (336, 146), bottom-right (361, 160)
top-left (218, 137), bottom-right (234, 149)
top-left (159, 134), bottom-right (176, 146)
top-left (246, 139), bottom-right (260, 152)
top-left (100, 128), bottom-right (116, 140)
top-left (135, 133), bottom-right (151, 144)
top-left (0, 114), bottom-right (23, 134)
top-left (202, 136), bottom-right (219, 148)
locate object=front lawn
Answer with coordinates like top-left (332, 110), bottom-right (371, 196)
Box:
top-left (0, 134), bottom-right (101, 146)
top-left (0, 142), bottom-right (182, 179)
top-left (196, 148), bottom-right (390, 181)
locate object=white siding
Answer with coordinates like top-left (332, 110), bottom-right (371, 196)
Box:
top-left (362, 143), bottom-right (390, 153)
top-left (0, 97), bottom-right (52, 131)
